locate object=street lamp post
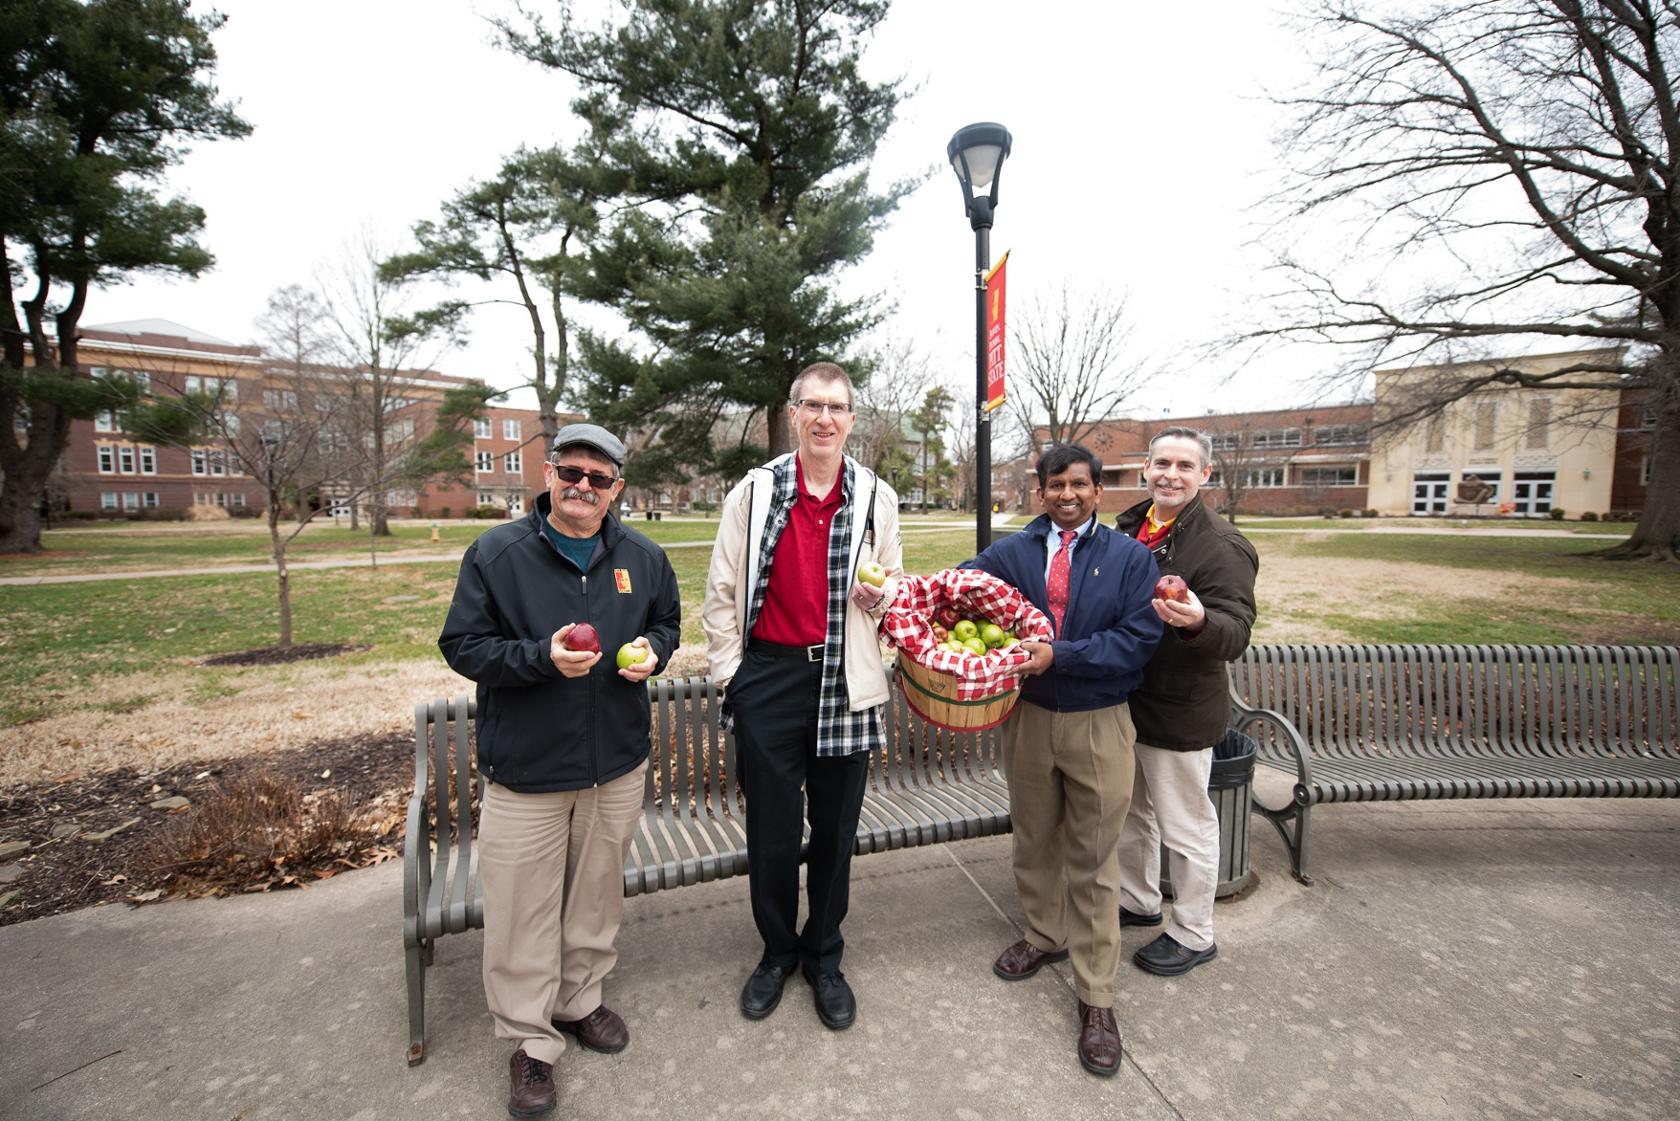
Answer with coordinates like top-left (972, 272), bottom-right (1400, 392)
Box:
top-left (947, 122), bottom-right (1011, 554)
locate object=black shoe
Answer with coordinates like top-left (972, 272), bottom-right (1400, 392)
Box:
top-left (1120, 906), bottom-right (1162, 928)
top-left (801, 966), bottom-right (856, 1030)
top-left (1132, 932), bottom-right (1217, 976)
top-left (740, 961), bottom-right (790, 1020)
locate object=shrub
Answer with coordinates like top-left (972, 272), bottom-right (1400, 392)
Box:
top-left (137, 506), bottom-right (190, 522)
top-left (1548, 508), bottom-right (1566, 520)
top-left (183, 505), bottom-right (230, 522)
top-left (52, 510), bottom-right (100, 523)
top-left (1319, 506), bottom-right (1338, 519)
top-left (471, 504), bottom-right (505, 519)
top-left (228, 505), bottom-right (261, 519)
top-left (1340, 509), bottom-right (1356, 518)
top-left (438, 506), bottom-right (452, 518)
top-left (1362, 508), bottom-right (1378, 518)
top-left (1581, 511), bottom-right (1599, 522)
top-left (691, 500), bottom-right (716, 513)
top-left (139, 771), bottom-right (362, 896)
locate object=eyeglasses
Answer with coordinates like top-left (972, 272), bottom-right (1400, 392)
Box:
top-left (549, 463), bottom-right (619, 489)
top-left (794, 399), bottom-right (853, 417)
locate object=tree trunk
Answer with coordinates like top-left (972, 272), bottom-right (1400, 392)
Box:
top-left (0, 484), bottom-right (45, 554)
top-left (1600, 383), bottom-right (1679, 563)
top-left (766, 403), bottom-right (790, 457)
top-left (269, 512), bottom-right (293, 648)
top-left (368, 515), bottom-right (379, 571)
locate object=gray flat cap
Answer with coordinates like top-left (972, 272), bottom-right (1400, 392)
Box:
top-left (551, 422), bottom-right (626, 468)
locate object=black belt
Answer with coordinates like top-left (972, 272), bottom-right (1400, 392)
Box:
top-left (749, 638), bottom-right (825, 662)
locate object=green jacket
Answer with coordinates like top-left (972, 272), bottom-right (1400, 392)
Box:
top-left (1114, 494), bottom-right (1258, 751)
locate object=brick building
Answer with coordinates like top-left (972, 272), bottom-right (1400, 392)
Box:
top-left (60, 320), bottom-right (485, 519)
top-left (1044, 402), bottom-right (1375, 517)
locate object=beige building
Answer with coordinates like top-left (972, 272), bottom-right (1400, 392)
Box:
top-left (1368, 348), bottom-right (1625, 519)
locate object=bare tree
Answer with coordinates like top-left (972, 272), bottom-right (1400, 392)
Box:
top-left (1007, 283), bottom-right (1152, 451)
top-left (1248, 0), bottom-right (1680, 561)
top-left (320, 235), bottom-right (443, 551)
top-left (1200, 415), bottom-right (1308, 525)
top-left (852, 335), bottom-right (937, 488)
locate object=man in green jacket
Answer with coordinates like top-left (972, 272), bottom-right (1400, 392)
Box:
top-left (1112, 427), bottom-right (1258, 976)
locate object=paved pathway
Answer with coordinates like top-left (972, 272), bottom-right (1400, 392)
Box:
top-left (2, 798), bottom-right (1675, 1120)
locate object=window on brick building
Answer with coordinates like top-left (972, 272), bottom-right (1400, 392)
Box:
top-left (138, 446), bottom-right (156, 475)
top-left (476, 451), bottom-right (494, 473)
top-left (474, 418), bottom-right (492, 439)
top-left (505, 451), bottom-right (522, 473)
top-left (503, 418), bottom-right (521, 440)
top-left (118, 446), bottom-right (135, 474)
top-left (97, 446), bottom-right (115, 473)
top-left (1298, 466), bottom-right (1359, 487)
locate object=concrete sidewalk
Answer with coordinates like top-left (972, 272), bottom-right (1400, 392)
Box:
top-left (2, 798), bottom-right (1677, 1121)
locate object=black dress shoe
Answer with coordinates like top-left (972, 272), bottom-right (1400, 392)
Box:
top-left (1120, 906), bottom-right (1162, 928)
top-left (1133, 932), bottom-right (1217, 976)
top-left (740, 961), bottom-right (791, 1019)
top-left (801, 966), bottom-right (856, 1030)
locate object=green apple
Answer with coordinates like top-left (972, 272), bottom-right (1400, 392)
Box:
top-left (952, 619), bottom-right (979, 642)
top-left (856, 560), bottom-right (886, 587)
top-left (963, 636), bottom-right (987, 657)
top-left (616, 642), bottom-right (650, 670)
top-left (979, 622), bottom-right (1006, 649)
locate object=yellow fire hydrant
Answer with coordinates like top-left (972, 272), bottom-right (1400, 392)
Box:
top-left (430, 521), bottom-right (440, 544)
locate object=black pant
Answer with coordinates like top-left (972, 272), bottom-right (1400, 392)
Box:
top-left (728, 645), bottom-right (870, 976)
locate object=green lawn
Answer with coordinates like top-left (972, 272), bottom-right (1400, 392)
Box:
top-left (2, 523), bottom-right (1672, 729)
top-left (1240, 515), bottom-right (1634, 535)
top-left (1286, 533), bottom-right (1679, 645)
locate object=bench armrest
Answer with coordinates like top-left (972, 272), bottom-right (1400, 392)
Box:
top-left (1229, 681), bottom-right (1314, 805)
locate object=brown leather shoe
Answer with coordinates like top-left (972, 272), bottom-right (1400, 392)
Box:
top-left (507, 1048), bottom-right (557, 1117)
top-left (1077, 1001), bottom-right (1123, 1077)
top-left (992, 938), bottom-right (1070, 981)
top-left (551, 1005), bottom-right (629, 1054)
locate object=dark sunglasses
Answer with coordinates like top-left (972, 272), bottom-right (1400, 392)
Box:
top-left (550, 463), bottom-right (618, 489)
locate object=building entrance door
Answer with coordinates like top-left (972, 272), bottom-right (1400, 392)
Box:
top-left (1511, 471), bottom-right (1555, 517)
top-left (1412, 472), bottom-right (1450, 515)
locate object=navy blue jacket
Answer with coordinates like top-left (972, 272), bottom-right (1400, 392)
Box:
top-left (965, 515), bottom-right (1163, 713)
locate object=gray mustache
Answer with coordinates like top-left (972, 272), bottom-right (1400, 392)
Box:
top-left (562, 489), bottom-right (599, 505)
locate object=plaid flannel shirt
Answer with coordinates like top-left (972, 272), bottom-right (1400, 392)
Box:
top-left (722, 456), bottom-right (884, 757)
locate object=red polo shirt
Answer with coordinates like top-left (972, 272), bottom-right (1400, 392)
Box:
top-left (752, 457), bottom-right (842, 646)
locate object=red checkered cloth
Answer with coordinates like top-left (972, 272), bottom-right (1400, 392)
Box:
top-left (880, 568), bottom-right (1053, 700)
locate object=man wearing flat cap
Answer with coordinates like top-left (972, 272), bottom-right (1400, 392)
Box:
top-left (440, 422), bottom-right (681, 1118)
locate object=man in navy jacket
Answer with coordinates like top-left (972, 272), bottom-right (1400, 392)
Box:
top-left (964, 443), bottom-right (1161, 1078)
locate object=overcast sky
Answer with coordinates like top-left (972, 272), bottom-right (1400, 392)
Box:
top-left (89, 0), bottom-right (1335, 422)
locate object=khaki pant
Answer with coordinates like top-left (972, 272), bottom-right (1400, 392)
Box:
top-left (479, 763), bottom-right (646, 1064)
top-left (1001, 701), bottom-right (1136, 1007)
top-left (1118, 742), bottom-right (1220, 952)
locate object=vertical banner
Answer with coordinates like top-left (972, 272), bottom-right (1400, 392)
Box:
top-left (984, 251), bottom-right (1008, 412)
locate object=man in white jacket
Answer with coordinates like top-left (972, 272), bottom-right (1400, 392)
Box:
top-left (701, 361), bottom-right (902, 1031)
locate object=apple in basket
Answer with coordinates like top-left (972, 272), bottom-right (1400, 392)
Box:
top-left (952, 619), bottom-right (979, 642)
top-left (979, 622), bottom-right (1007, 649)
top-left (931, 624), bottom-right (948, 642)
top-left (936, 604), bottom-right (962, 629)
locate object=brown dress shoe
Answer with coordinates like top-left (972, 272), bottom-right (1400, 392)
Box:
top-left (507, 1048), bottom-right (557, 1117)
top-left (1077, 1001), bottom-right (1123, 1077)
top-left (551, 1005), bottom-right (629, 1054)
top-left (992, 938), bottom-right (1070, 980)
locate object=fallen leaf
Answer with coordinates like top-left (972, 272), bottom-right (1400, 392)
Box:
top-left (126, 889), bottom-right (164, 904)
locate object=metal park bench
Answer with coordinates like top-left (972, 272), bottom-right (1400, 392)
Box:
top-left (401, 674), bottom-right (1009, 1065)
top-left (1230, 644), bottom-right (1680, 885)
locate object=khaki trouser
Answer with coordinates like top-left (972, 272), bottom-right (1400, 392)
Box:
top-left (1001, 700), bottom-right (1137, 1007)
top-left (479, 763), bottom-right (646, 1064)
top-left (1117, 742), bottom-right (1220, 952)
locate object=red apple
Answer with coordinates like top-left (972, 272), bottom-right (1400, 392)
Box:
top-left (1153, 574), bottom-right (1190, 604)
top-left (935, 605), bottom-right (961, 629)
top-left (563, 623), bottom-right (602, 653)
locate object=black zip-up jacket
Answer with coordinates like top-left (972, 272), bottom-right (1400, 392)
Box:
top-left (1114, 494), bottom-right (1258, 751)
top-left (438, 493), bottom-right (682, 792)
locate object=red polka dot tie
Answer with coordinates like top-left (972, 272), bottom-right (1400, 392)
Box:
top-left (1047, 529), bottom-right (1076, 636)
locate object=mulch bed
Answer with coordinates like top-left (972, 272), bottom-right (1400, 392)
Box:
top-left (0, 729), bottom-right (414, 927)
top-left (201, 643), bottom-right (366, 667)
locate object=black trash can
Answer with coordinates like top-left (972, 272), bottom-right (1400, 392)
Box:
top-left (1159, 728), bottom-right (1256, 900)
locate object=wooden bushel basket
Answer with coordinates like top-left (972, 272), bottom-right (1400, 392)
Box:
top-left (896, 654), bottom-right (1021, 732)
